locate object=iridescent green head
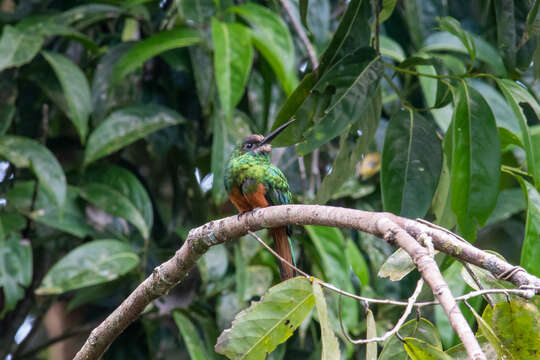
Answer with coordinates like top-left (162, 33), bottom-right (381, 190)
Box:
top-left (234, 118), bottom-right (295, 156)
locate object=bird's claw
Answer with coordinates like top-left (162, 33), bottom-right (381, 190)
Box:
top-left (237, 208), bottom-right (262, 220)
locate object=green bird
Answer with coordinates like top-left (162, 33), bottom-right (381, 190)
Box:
top-left (224, 119), bottom-right (296, 280)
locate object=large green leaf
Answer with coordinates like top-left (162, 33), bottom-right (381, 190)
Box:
top-left (493, 0), bottom-right (516, 70)
top-left (305, 225), bottom-right (358, 330)
top-left (450, 84), bottom-right (501, 240)
top-left (496, 79), bottom-right (540, 187)
top-left (296, 48), bottom-right (383, 155)
top-left (230, 4), bottom-right (297, 95)
top-left (483, 299), bottom-right (540, 358)
top-left (403, 338), bottom-right (454, 360)
top-left (0, 136), bottom-right (66, 208)
top-left (79, 183), bottom-right (149, 239)
top-left (345, 239), bottom-right (370, 286)
top-left (173, 310), bottom-right (212, 360)
top-left (0, 236), bottom-right (32, 318)
top-left (518, 180), bottom-right (540, 277)
top-left (0, 25), bottom-right (43, 71)
top-left (437, 17), bottom-right (476, 66)
top-left (211, 19), bottom-right (253, 120)
top-left (215, 277), bottom-right (315, 359)
top-left (111, 27), bottom-right (200, 84)
top-left (380, 35), bottom-right (406, 62)
top-left (84, 104), bottom-right (184, 165)
top-left (42, 51), bottom-right (92, 142)
top-left (312, 280), bottom-right (340, 360)
top-left (381, 110), bottom-right (442, 219)
top-left (6, 181), bottom-right (96, 238)
top-left (36, 239), bottom-right (139, 295)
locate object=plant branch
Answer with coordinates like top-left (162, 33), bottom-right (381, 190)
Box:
top-left (74, 205), bottom-right (540, 360)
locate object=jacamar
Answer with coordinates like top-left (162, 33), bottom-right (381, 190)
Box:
top-left (224, 119), bottom-right (296, 280)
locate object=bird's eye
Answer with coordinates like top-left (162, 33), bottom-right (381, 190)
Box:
top-left (245, 143), bottom-right (253, 149)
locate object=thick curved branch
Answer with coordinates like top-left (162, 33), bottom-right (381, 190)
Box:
top-left (74, 205), bottom-right (540, 360)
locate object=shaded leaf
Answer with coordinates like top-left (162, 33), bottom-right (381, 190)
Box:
top-left (0, 25), bottom-right (43, 71)
top-left (313, 280), bottom-right (340, 360)
top-left (0, 135), bottom-right (66, 208)
top-left (403, 337), bottom-right (454, 360)
top-left (380, 35), bottom-right (406, 62)
top-left (84, 104), bottom-right (184, 165)
top-left (244, 265), bottom-right (273, 301)
top-left (173, 310), bottom-right (211, 360)
top-left (485, 188), bottom-right (526, 226)
top-left (0, 104), bottom-right (14, 136)
top-left (0, 236), bottom-right (32, 318)
top-left (381, 110), bottom-right (442, 219)
top-left (215, 277), bottom-right (315, 359)
top-left (445, 335), bottom-right (497, 359)
top-left (461, 256), bottom-right (515, 304)
top-left (450, 84), bottom-right (501, 240)
top-left (230, 3), bottom-right (297, 95)
top-left (378, 248), bottom-right (415, 281)
top-left (438, 17), bottom-right (476, 66)
top-left (36, 239), bottom-right (138, 295)
top-left (212, 19), bottom-right (253, 120)
top-left (366, 308), bottom-right (377, 360)
top-left (42, 51), bottom-right (91, 142)
top-left (112, 27), bottom-right (200, 84)
top-left (493, 0), bottom-right (516, 70)
top-left (345, 240), bottom-right (370, 286)
top-left (517, 179), bottom-right (540, 277)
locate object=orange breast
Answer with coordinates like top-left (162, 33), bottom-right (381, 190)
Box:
top-left (244, 183), bottom-right (270, 209)
top-left (228, 187), bottom-right (252, 213)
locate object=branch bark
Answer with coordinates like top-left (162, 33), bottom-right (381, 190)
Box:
top-left (74, 205), bottom-right (540, 360)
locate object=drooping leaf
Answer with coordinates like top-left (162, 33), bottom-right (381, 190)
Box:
top-left (79, 183), bottom-right (149, 239)
top-left (36, 239), bottom-right (139, 295)
top-left (234, 243), bottom-right (247, 304)
top-left (42, 51), bottom-right (92, 142)
top-left (485, 188), bottom-right (526, 226)
top-left (378, 248), bottom-right (415, 281)
top-left (461, 258), bottom-right (515, 305)
top-left (381, 109), bottom-right (442, 219)
top-left (111, 27), bottom-right (200, 84)
top-left (0, 236), bottom-right (32, 318)
top-left (229, 3), bottom-right (297, 95)
top-left (517, 179), bottom-right (540, 277)
top-left (173, 310), bottom-right (212, 360)
top-left (496, 79), bottom-right (540, 187)
top-left (345, 239), bottom-right (370, 286)
top-left (438, 17), bottom-right (476, 66)
top-left (380, 35), bottom-right (406, 62)
top-left (379, 0), bottom-right (398, 24)
top-left (403, 0), bottom-right (443, 49)
top-left (0, 25), bottom-right (43, 71)
top-left (0, 135), bottom-right (66, 208)
top-left (450, 84), bottom-right (501, 241)
top-left (297, 48), bottom-right (383, 155)
top-left (6, 181), bottom-right (96, 238)
top-left (313, 280), bottom-right (341, 360)
top-left (403, 338), bottom-right (454, 360)
top-left (0, 104), bottom-right (15, 136)
top-left (215, 277), bottom-right (315, 359)
top-left (366, 308), bottom-right (377, 360)
top-left (305, 225), bottom-right (358, 330)
top-left (84, 104), bottom-right (184, 165)
top-left (379, 318), bottom-right (443, 360)
top-left (467, 303), bottom-right (511, 358)
top-left (211, 19), bottom-right (253, 120)
top-left (493, 0), bottom-right (516, 70)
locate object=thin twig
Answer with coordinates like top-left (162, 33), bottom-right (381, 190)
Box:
top-left (308, 149), bottom-right (320, 194)
top-left (339, 279), bottom-right (424, 344)
top-left (279, 0), bottom-right (319, 69)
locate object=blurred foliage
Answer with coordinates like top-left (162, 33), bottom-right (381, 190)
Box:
top-left (1, 0), bottom-right (540, 359)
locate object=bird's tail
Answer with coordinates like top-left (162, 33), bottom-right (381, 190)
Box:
top-left (270, 226), bottom-right (295, 280)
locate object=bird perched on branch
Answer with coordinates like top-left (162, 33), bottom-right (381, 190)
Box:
top-left (224, 119), bottom-right (296, 280)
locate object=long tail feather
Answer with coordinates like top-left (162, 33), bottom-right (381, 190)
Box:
top-left (270, 226), bottom-right (295, 280)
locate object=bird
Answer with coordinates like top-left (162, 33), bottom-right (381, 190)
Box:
top-left (224, 119), bottom-right (296, 280)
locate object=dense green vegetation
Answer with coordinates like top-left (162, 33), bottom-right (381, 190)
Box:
top-left (1, 0), bottom-right (540, 359)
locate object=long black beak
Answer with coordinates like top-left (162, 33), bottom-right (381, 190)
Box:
top-left (258, 118), bottom-right (295, 147)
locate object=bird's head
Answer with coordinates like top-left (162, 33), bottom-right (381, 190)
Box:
top-left (236, 118), bottom-right (295, 155)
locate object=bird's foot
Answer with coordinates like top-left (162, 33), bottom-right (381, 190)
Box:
top-left (237, 208), bottom-right (262, 220)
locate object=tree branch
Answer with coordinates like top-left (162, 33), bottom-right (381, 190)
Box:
top-left (74, 205), bottom-right (540, 360)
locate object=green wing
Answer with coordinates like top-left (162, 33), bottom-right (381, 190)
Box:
top-left (263, 165), bottom-right (292, 206)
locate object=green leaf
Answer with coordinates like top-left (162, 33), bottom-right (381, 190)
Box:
top-left (0, 25), bottom-right (43, 71)
top-left (366, 308), bottom-right (377, 360)
top-left (461, 257), bottom-right (515, 304)
top-left (422, 32), bottom-right (507, 77)
top-left (305, 225), bottom-right (358, 330)
top-left (36, 239), bottom-right (139, 295)
top-left (83, 165), bottom-right (153, 236)
top-left (6, 181), bottom-right (96, 238)
top-left (299, 0), bottom-right (309, 32)
top-left (112, 27), bottom-right (200, 84)
top-left (517, 179), bottom-right (540, 277)
top-left (493, 0), bottom-right (516, 70)
top-left (84, 104), bottom-right (184, 165)
top-left (58, 4), bottom-right (124, 28)
top-left (42, 51), bottom-right (92, 142)
top-left (234, 243), bottom-right (247, 304)
top-left (467, 303), bottom-right (511, 358)
top-left (297, 48), bottom-right (383, 155)
top-left (198, 244), bottom-right (229, 284)
top-left (313, 280), bottom-right (341, 360)
top-left (215, 277), bottom-right (315, 359)
top-left (380, 35), bottom-right (406, 62)
top-left (379, 0), bottom-right (398, 24)
top-left (0, 135), bottom-right (66, 208)
top-left (316, 90), bottom-right (381, 203)
top-left (211, 19), bottom-right (253, 120)
top-left (496, 79), bottom-right (540, 187)
top-left (450, 84), bottom-right (501, 240)
top-left (345, 240), bottom-right (370, 286)
top-left (244, 265), bottom-right (273, 301)
top-left (445, 335), bottom-right (497, 359)
top-left (0, 236), bottom-right (32, 318)
top-left (378, 248), bottom-right (415, 281)
top-left (438, 17), bottom-right (476, 66)
top-left (432, 153), bottom-right (457, 230)
top-left (230, 3), bottom-right (297, 95)
top-left (379, 318), bottom-right (443, 360)
top-left (79, 183), bottom-right (149, 239)
top-left (484, 299), bottom-right (540, 358)
top-left (485, 188), bottom-right (526, 226)
top-left (403, 338), bottom-right (454, 360)
top-left (173, 310), bottom-right (211, 360)
top-left (0, 212), bottom-right (25, 237)
top-left (381, 110), bottom-right (442, 219)
top-left (526, 0), bottom-right (540, 38)
top-left (0, 104), bottom-right (15, 136)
